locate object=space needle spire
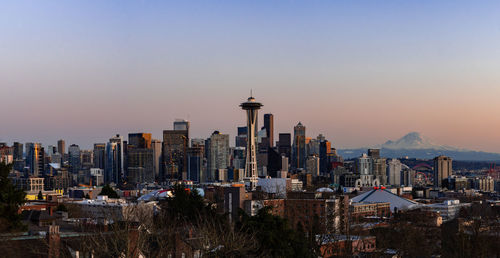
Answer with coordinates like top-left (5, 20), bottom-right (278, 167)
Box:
top-left (240, 93), bottom-right (263, 190)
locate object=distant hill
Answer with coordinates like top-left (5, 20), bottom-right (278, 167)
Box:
top-left (338, 132), bottom-right (500, 161)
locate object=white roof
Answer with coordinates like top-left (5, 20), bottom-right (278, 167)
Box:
top-left (316, 187), bottom-right (334, 193)
top-left (49, 163), bottom-right (61, 169)
top-left (351, 189), bottom-right (419, 212)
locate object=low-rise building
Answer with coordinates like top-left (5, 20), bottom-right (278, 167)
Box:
top-left (423, 199), bottom-right (471, 222)
top-left (350, 202), bottom-right (391, 221)
top-left (318, 235), bottom-right (376, 257)
top-left (66, 195), bottom-right (156, 223)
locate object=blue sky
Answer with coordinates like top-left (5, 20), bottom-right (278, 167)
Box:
top-left (1, 1), bottom-right (500, 151)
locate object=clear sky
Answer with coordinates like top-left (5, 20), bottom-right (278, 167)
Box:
top-left (1, 0), bottom-right (500, 152)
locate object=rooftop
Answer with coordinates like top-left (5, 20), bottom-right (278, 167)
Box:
top-left (351, 189), bottom-right (419, 212)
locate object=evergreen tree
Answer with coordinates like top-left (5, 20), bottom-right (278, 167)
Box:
top-left (99, 184), bottom-right (119, 198)
top-left (239, 206), bottom-right (315, 257)
top-left (163, 184), bottom-right (206, 222)
top-left (0, 162), bottom-right (26, 232)
top-left (37, 190), bottom-right (43, 200)
top-left (56, 204), bottom-right (68, 212)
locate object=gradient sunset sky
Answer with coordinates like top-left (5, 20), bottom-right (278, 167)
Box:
top-left (1, 1), bottom-right (500, 151)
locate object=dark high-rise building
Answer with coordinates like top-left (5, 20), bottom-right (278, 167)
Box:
top-left (80, 150), bottom-right (93, 170)
top-left (187, 146), bottom-right (204, 182)
top-left (109, 134), bottom-right (124, 181)
top-left (368, 149), bottom-right (380, 159)
top-left (68, 144), bottom-right (81, 174)
top-left (292, 122), bottom-right (306, 169)
top-left (93, 143), bottom-right (106, 169)
top-left (25, 142), bottom-right (33, 170)
top-left (162, 130), bottom-right (188, 181)
top-left (105, 141), bottom-right (122, 184)
top-left (267, 147), bottom-right (282, 178)
top-left (235, 126), bottom-right (247, 148)
top-left (128, 133), bottom-right (152, 149)
top-left (319, 140), bottom-right (332, 174)
top-left (127, 133), bottom-right (154, 184)
top-left (57, 139), bottom-right (65, 155)
top-left (26, 143), bottom-right (44, 176)
top-left (13, 142), bottom-right (25, 171)
top-left (13, 142), bottom-right (23, 160)
top-left (278, 133), bottom-right (291, 159)
top-left (434, 155), bottom-right (452, 188)
top-left (123, 140), bottom-right (128, 178)
top-left (127, 148), bottom-right (154, 184)
top-left (263, 114), bottom-right (274, 148)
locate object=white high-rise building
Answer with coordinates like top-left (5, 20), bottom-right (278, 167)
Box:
top-left (151, 139), bottom-right (162, 179)
top-left (387, 158), bottom-right (402, 186)
top-left (208, 131), bottom-right (229, 182)
top-left (306, 155), bottom-right (320, 177)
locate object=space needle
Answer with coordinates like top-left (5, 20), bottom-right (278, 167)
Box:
top-left (240, 92), bottom-right (263, 190)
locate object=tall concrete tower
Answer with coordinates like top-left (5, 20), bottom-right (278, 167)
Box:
top-left (240, 95), bottom-right (263, 190)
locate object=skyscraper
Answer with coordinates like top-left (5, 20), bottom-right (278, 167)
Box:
top-left (292, 122), bottom-right (306, 169)
top-left (306, 155), bottom-right (320, 177)
top-left (319, 140), bottom-right (332, 174)
top-left (278, 133), bottom-right (291, 159)
top-left (68, 144), bottom-right (81, 174)
top-left (434, 155), bottom-right (452, 188)
top-left (109, 134), bottom-right (124, 181)
top-left (162, 130), bottom-right (188, 181)
top-left (57, 139), bottom-right (65, 155)
top-left (151, 139), bottom-right (162, 180)
top-left (127, 148), bottom-right (154, 184)
top-left (240, 95), bottom-right (263, 189)
top-left (232, 147), bottom-right (246, 170)
top-left (13, 142), bottom-right (23, 160)
top-left (207, 131), bottom-right (230, 182)
top-left (127, 133), bottom-right (154, 184)
top-left (47, 145), bottom-right (57, 156)
top-left (235, 126), bottom-right (247, 148)
top-left (80, 150), bottom-right (93, 170)
top-left (368, 148), bottom-right (387, 184)
top-left (367, 149), bottom-right (380, 159)
top-left (93, 143), bottom-right (106, 169)
top-left (105, 142), bottom-right (121, 184)
top-left (12, 142), bottom-right (24, 171)
top-left (26, 143), bottom-right (44, 176)
top-left (387, 158), bottom-right (402, 186)
top-left (173, 119), bottom-right (190, 137)
top-left (128, 133), bottom-right (152, 149)
top-left (187, 145), bottom-right (204, 182)
top-left (263, 113), bottom-right (274, 148)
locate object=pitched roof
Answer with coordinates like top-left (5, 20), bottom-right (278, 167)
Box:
top-left (351, 189), bottom-right (419, 212)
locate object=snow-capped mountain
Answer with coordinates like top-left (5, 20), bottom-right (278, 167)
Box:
top-left (378, 132), bottom-right (459, 150)
top-left (338, 132), bottom-right (500, 161)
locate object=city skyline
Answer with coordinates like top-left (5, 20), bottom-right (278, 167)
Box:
top-left (2, 1), bottom-right (500, 152)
